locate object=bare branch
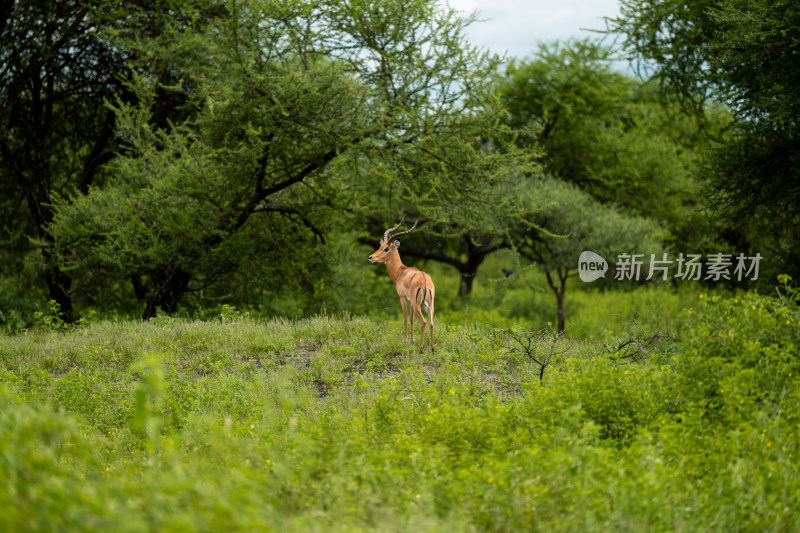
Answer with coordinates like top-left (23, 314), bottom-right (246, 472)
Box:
top-left (488, 322), bottom-right (573, 381)
top-left (605, 331), bottom-right (672, 365)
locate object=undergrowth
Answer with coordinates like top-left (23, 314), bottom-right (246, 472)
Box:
top-left (1, 284), bottom-right (798, 531)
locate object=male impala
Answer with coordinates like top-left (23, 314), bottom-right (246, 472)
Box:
top-left (369, 219), bottom-right (435, 352)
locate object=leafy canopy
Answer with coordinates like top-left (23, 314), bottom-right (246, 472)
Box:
top-left (50, 0), bottom-right (525, 318)
top-left (498, 40), bottom-right (712, 248)
top-left (608, 0), bottom-right (800, 278)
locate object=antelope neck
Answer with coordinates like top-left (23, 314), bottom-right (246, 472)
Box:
top-left (384, 250), bottom-right (407, 283)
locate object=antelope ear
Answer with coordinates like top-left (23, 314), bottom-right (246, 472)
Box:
top-left (393, 240), bottom-right (400, 248)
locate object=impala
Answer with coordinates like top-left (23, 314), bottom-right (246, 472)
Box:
top-left (369, 219), bottom-right (435, 352)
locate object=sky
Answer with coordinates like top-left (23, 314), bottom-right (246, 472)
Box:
top-left (447, 0), bottom-right (622, 60)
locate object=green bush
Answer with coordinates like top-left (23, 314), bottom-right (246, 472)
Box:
top-left (0, 384), bottom-right (109, 532)
top-left (676, 280), bottom-right (800, 424)
top-left (0, 288), bottom-right (798, 531)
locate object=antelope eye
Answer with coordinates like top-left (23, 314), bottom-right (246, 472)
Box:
top-left (383, 247), bottom-right (389, 252)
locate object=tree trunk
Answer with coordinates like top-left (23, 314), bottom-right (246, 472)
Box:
top-left (457, 241), bottom-right (490, 297)
top-left (42, 245), bottom-right (74, 322)
top-left (555, 289), bottom-right (565, 335)
top-left (25, 137), bottom-right (75, 322)
top-left (131, 275), bottom-right (147, 301)
top-left (142, 269), bottom-right (191, 320)
top-left (546, 268), bottom-right (568, 335)
top-left (458, 270), bottom-right (476, 297)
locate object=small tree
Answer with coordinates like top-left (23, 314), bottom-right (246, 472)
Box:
top-left (489, 322), bottom-right (574, 381)
top-left (514, 178), bottom-right (663, 334)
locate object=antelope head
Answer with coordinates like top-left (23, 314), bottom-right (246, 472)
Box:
top-left (368, 218), bottom-right (418, 264)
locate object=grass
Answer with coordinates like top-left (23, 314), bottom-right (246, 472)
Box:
top-left (1, 287), bottom-right (799, 531)
top-left (414, 251), bottom-right (702, 340)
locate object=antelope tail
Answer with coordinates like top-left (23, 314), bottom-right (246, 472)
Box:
top-left (416, 277), bottom-right (430, 309)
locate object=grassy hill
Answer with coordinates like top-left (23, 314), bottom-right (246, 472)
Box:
top-left (1, 288), bottom-right (799, 531)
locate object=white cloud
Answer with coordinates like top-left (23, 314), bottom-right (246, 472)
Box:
top-left (447, 0), bottom-right (621, 59)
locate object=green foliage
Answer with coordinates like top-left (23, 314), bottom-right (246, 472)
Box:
top-left (49, 0), bottom-right (525, 320)
top-left (676, 277), bottom-right (800, 425)
top-left (1, 289), bottom-right (798, 530)
top-left (0, 0), bottom-right (224, 319)
top-left (130, 354), bottom-right (166, 449)
top-left (608, 0), bottom-right (800, 279)
top-left (518, 177), bottom-right (664, 271)
top-left (216, 304), bottom-right (249, 323)
top-left (32, 300), bottom-right (71, 332)
top-left (51, 367), bottom-right (134, 435)
top-left (494, 40), bottom-right (718, 332)
top-left (0, 384), bottom-right (103, 532)
top-left (509, 176), bottom-right (664, 332)
top-left (607, 0), bottom-right (718, 111)
top-left (498, 40), bottom-right (713, 249)
top-left (648, 281), bottom-right (800, 529)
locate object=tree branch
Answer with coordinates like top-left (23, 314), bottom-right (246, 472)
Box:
top-left (252, 203), bottom-right (325, 243)
top-left (604, 331), bottom-right (672, 365)
top-left (261, 150), bottom-right (338, 197)
top-left (474, 240), bottom-right (511, 256)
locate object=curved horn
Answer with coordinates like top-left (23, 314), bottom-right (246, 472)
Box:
top-left (387, 219), bottom-right (418, 241)
top-left (381, 217), bottom-right (405, 244)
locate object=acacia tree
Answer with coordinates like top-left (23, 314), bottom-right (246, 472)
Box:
top-left (607, 0), bottom-right (800, 278)
top-left (50, 0), bottom-right (525, 319)
top-left (359, 220), bottom-right (512, 297)
top-left (0, 0), bottom-right (222, 320)
top-left (355, 126), bottom-right (538, 298)
top-left (400, 233), bottom-right (510, 297)
top-left (498, 40), bottom-right (714, 249)
top-left (515, 178), bottom-right (662, 334)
